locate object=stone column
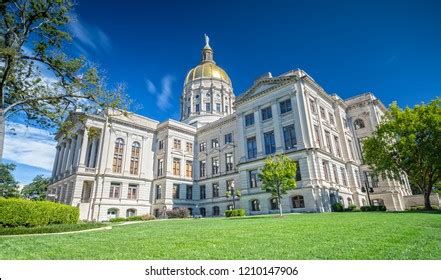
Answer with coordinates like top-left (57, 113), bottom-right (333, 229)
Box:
top-left (271, 101), bottom-right (283, 152)
top-left (61, 140), bottom-right (72, 174)
top-left (88, 137), bottom-right (98, 168)
top-left (78, 129), bottom-right (89, 167)
top-left (123, 134), bottom-right (132, 175)
top-left (72, 133), bottom-right (82, 168)
top-left (66, 138), bottom-right (76, 172)
top-left (56, 142), bottom-right (66, 176)
top-left (254, 107), bottom-right (263, 157)
top-left (52, 146), bottom-right (61, 178)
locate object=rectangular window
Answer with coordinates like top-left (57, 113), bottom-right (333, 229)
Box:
top-left (195, 103), bottom-right (200, 112)
top-left (211, 138), bottom-right (219, 148)
top-left (173, 158), bottom-right (180, 176)
top-left (325, 131), bottom-right (333, 154)
top-left (294, 161), bottom-right (302, 181)
top-left (158, 140), bottom-right (164, 150)
top-left (199, 142), bottom-right (206, 152)
top-left (334, 136), bottom-right (341, 157)
top-left (212, 157), bottom-right (219, 175)
top-left (224, 133), bottom-right (233, 144)
top-left (128, 184), bottom-right (138, 200)
top-left (314, 125), bottom-right (321, 148)
top-left (329, 113), bottom-right (335, 124)
top-left (173, 139), bottom-right (181, 149)
top-left (341, 167), bottom-right (347, 186)
top-left (216, 103), bottom-right (221, 111)
top-left (186, 161), bottom-right (193, 177)
top-left (247, 137), bottom-right (257, 159)
top-left (200, 185), bottom-right (206, 199)
top-left (206, 102), bottom-right (211, 111)
top-left (245, 113), bottom-right (255, 127)
top-left (261, 106), bottom-right (272, 121)
top-left (186, 142), bottom-right (193, 153)
top-left (157, 159), bottom-right (164, 176)
top-left (227, 180), bottom-right (234, 193)
top-left (225, 105), bottom-right (228, 113)
top-left (280, 99), bottom-right (292, 114)
top-left (173, 184), bottom-right (180, 199)
top-left (333, 164), bottom-right (339, 184)
top-left (155, 185), bottom-right (161, 200)
top-left (212, 183), bottom-right (219, 198)
top-left (186, 185), bottom-right (192, 200)
top-left (199, 160), bottom-right (206, 177)
top-left (322, 160), bottom-right (329, 181)
top-left (225, 152), bottom-right (234, 171)
top-left (320, 106), bottom-right (326, 119)
top-left (310, 99), bottom-right (317, 114)
top-left (283, 124), bottom-right (297, 150)
top-left (249, 169), bottom-right (259, 188)
top-left (264, 131), bottom-right (276, 155)
top-left (109, 183), bottom-right (120, 199)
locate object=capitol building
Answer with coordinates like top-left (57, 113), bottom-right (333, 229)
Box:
top-left (47, 37), bottom-right (414, 221)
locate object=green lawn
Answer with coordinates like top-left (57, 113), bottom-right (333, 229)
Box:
top-left (0, 212), bottom-right (440, 260)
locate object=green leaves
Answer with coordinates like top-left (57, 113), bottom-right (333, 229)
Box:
top-left (258, 154), bottom-right (298, 198)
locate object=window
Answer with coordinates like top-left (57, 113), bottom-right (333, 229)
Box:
top-left (270, 198), bottom-right (279, 210)
top-left (333, 164), bottom-right (339, 184)
top-left (261, 106), bottom-right (272, 121)
top-left (325, 131), bottom-right (333, 154)
top-left (173, 158), bottom-right (181, 176)
top-left (188, 208), bottom-right (193, 216)
top-left (227, 180), bottom-right (234, 193)
top-left (216, 103), bottom-right (221, 111)
top-left (186, 185), bottom-right (192, 200)
top-left (309, 99), bottom-right (317, 114)
top-left (130, 142), bottom-right (140, 175)
top-left (224, 133), bottom-right (233, 144)
top-left (354, 119), bottom-right (365, 130)
top-left (187, 107), bottom-right (190, 115)
top-left (186, 142), bottom-right (193, 153)
top-left (205, 102), bottom-right (211, 111)
top-left (249, 169), bottom-right (258, 188)
top-left (128, 184), bottom-right (138, 200)
top-left (112, 138), bottom-right (124, 173)
top-left (157, 159), bottom-right (164, 176)
top-left (173, 139), bottom-right (181, 149)
top-left (323, 160), bottom-right (330, 181)
top-left (200, 207), bottom-right (206, 217)
top-left (245, 113), bottom-right (254, 127)
top-left (195, 103), bottom-right (200, 112)
top-left (107, 208), bottom-right (119, 219)
top-left (109, 183), bottom-right (121, 198)
top-left (211, 138), bottom-right (219, 148)
top-left (314, 125), bottom-right (321, 147)
top-left (225, 153), bottom-right (234, 171)
top-left (199, 160), bottom-right (206, 177)
top-left (212, 183), bottom-right (219, 198)
top-left (173, 184), bottom-right (180, 199)
top-left (212, 157), bottom-right (219, 174)
top-left (225, 105), bottom-right (228, 113)
top-left (320, 106), bottom-right (326, 118)
top-left (247, 137), bottom-right (257, 159)
top-left (212, 206), bottom-right (220, 216)
top-left (347, 197), bottom-right (352, 206)
top-left (200, 185), bottom-right (206, 199)
top-left (283, 124), bottom-right (297, 150)
top-left (280, 99), bottom-right (292, 114)
top-left (334, 136), bottom-right (341, 157)
top-left (155, 185), bottom-right (162, 200)
top-left (126, 209), bottom-right (136, 217)
top-left (294, 161), bottom-right (302, 181)
top-left (158, 140), bottom-right (164, 150)
top-left (341, 167), bottom-right (348, 186)
top-left (329, 113), bottom-right (335, 124)
top-left (264, 131), bottom-right (276, 155)
top-left (251, 199), bottom-right (261, 211)
top-left (199, 142), bottom-right (206, 152)
top-left (292, 195), bottom-right (305, 208)
top-left (186, 161), bottom-right (193, 177)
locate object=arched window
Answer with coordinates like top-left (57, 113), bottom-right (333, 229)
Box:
top-left (107, 208), bottom-right (119, 219)
top-left (354, 119), bottom-right (365, 130)
top-left (130, 141), bottom-right (141, 175)
top-left (251, 199), bottom-right (261, 211)
top-left (126, 208), bottom-right (137, 217)
top-left (270, 198), bottom-right (279, 210)
top-left (338, 196), bottom-right (344, 204)
top-left (212, 206), bottom-right (220, 216)
top-left (347, 197), bottom-right (353, 206)
top-left (372, 199), bottom-right (385, 206)
top-left (200, 207), bottom-right (206, 217)
top-left (188, 207), bottom-right (193, 216)
top-left (112, 138), bottom-right (125, 173)
top-left (292, 195), bottom-right (305, 208)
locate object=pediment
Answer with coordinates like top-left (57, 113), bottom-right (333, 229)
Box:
top-left (236, 76), bottom-right (297, 105)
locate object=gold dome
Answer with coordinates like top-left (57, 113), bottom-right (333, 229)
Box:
top-left (184, 61), bottom-right (231, 85)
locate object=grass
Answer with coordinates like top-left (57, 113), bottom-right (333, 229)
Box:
top-left (0, 222), bottom-right (106, 236)
top-left (0, 212), bottom-right (439, 260)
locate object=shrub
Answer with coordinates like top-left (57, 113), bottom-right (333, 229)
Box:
top-left (126, 216), bottom-right (143, 221)
top-left (225, 208), bottom-right (246, 217)
top-left (360, 205), bottom-right (387, 212)
top-left (166, 208), bottom-right (190, 219)
top-left (0, 222), bottom-right (104, 236)
top-left (0, 198), bottom-right (79, 227)
top-left (331, 202), bottom-right (344, 212)
top-left (344, 204), bottom-right (357, 212)
top-left (141, 214), bottom-right (156, 221)
top-left (109, 217), bottom-right (126, 223)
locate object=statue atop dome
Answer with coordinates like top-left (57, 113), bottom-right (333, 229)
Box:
top-left (204, 33), bottom-right (210, 47)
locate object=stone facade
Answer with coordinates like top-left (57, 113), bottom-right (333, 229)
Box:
top-left (48, 38), bottom-right (419, 221)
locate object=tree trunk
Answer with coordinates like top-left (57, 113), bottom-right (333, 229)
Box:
top-left (0, 109), bottom-right (4, 160)
top-left (424, 186), bottom-right (433, 210)
top-left (278, 199), bottom-right (283, 217)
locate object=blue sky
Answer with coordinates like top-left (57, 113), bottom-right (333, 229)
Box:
top-left (5, 0), bottom-right (441, 184)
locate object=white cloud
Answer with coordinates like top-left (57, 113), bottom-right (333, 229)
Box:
top-left (4, 122), bottom-right (56, 171)
top-left (146, 75), bottom-right (174, 111)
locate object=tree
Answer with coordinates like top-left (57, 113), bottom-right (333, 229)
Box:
top-left (21, 174), bottom-right (49, 200)
top-left (0, 0), bottom-right (129, 159)
top-left (225, 187), bottom-right (241, 210)
top-left (258, 155), bottom-right (298, 216)
top-left (363, 98), bottom-right (441, 210)
top-left (0, 163), bottom-right (19, 197)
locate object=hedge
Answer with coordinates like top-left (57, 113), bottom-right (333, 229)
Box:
top-left (0, 198), bottom-right (79, 227)
top-left (166, 208), bottom-right (190, 219)
top-left (0, 222), bottom-right (104, 236)
top-left (225, 208), bottom-right (246, 217)
top-left (109, 215), bottom-right (155, 223)
top-left (360, 205), bottom-right (387, 212)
